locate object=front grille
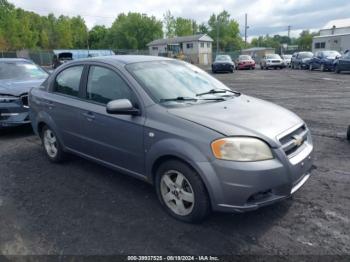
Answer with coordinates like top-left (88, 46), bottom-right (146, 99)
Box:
top-left (279, 125), bottom-right (308, 157)
top-left (0, 109), bottom-right (10, 120)
top-left (272, 60), bottom-right (280, 63)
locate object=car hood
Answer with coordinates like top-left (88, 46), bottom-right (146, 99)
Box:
top-left (239, 60), bottom-right (254, 63)
top-left (302, 58), bottom-right (312, 62)
top-left (168, 95), bottom-right (303, 147)
top-left (0, 78), bottom-right (46, 96)
top-left (213, 61), bottom-right (233, 64)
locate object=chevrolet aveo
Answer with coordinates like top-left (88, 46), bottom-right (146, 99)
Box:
top-left (29, 56), bottom-right (313, 223)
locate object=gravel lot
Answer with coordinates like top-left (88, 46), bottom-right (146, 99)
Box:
top-left (0, 68), bottom-right (349, 256)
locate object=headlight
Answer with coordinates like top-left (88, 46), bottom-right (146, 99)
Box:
top-left (211, 137), bottom-right (273, 161)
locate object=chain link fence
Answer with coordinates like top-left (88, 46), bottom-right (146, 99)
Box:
top-left (1, 49), bottom-right (150, 67)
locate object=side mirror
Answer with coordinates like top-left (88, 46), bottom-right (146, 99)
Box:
top-left (106, 99), bottom-right (140, 115)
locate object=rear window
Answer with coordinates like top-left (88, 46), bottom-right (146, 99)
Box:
top-left (266, 54), bottom-right (281, 59)
top-left (215, 55), bottom-right (231, 61)
top-left (239, 55), bottom-right (252, 60)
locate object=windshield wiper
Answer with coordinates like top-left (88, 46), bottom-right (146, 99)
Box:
top-left (159, 96), bottom-right (225, 103)
top-left (196, 88), bottom-right (240, 97)
top-left (160, 97), bottom-right (198, 102)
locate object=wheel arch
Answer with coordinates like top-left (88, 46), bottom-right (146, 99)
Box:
top-left (145, 138), bottom-right (222, 207)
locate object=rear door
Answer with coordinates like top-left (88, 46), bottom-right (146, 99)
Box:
top-left (78, 64), bottom-right (146, 175)
top-left (43, 65), bottom-right (87, 150)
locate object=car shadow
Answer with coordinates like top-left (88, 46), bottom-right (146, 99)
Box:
top-left (2, 142), bottom-right (293, 254)
top-left (0, 124), bottom-right (34, 140)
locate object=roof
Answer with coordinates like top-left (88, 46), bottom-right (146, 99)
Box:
top-left (314, 32), bottom-right (350, 39)
top-left (323, 18), bottom-right (350, 29)
top-left (147, 34), bottom-right (213, 46)
top-left (74, 55), bottom-right (174, 65)
top-left (242, 47), bottom-right (275, 52)
top-left (0, 58), bottom-right (32, 63)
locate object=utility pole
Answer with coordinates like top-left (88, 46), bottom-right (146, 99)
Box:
top-left (216, 18), bottom-right (220, 55)
top-left (287, 25), bottom-right (291, 39)
top-left (244, 13), bottom-right (249, 47)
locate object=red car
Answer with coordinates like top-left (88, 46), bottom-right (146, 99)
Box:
top-left (236, 55), bottom-right (256, 70)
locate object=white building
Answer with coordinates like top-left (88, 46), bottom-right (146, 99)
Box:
top-left (147, 34), bottom-right (213, 65)
top-left (312, 19), bottom-right (350, 53)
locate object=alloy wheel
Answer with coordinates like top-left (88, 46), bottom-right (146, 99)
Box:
top-left (43, 129), bottom-right (58, 158)
top-left (160, 170), bottom-right (195, 216)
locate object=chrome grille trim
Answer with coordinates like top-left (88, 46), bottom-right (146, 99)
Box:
top-left (278, 123), bottom-right (309, 158)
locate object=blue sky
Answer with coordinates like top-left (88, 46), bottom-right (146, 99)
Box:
top-left (10, 0), bottom-right (350, 40)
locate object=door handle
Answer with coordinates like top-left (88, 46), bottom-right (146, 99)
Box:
top-left (42, 100), bottom-right (55, 108)
top-left (82, 111), bottom-right (95, 121)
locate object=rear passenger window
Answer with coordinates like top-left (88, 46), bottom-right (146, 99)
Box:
top-left (55, 66), bottom-right (83, 97)
top-left (86, 66), bottom-right (135, 104)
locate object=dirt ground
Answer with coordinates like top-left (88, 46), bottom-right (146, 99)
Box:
top-left (0, 67), bottom-right (349, 256)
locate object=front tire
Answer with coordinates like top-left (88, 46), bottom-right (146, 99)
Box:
top-left (41, 125), bottom-right (65, 163)
top-left (155, 160), bottom-right (211, 223)
top-left (321, 64), bottom-right (326, 72)
top-left (334, 65), bottom-right (341, 74)
top-left (347, 126), bottom-right (350, 141)
top-left (309, 64), bottom-right (313, 71)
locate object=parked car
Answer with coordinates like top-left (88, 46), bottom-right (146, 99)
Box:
top-left (212, 55), bottom-right (235, 73)
top-left (0, 58), bottom-right (48, 128)
top-left (309, 50), bottom-right (341, 71)
top-left (282, 54), bottom-right (292, 67)
top-left (236, 55), bottom-right (255, 70)
top-left (52, 52), bottom-right (73, 69)
top-left (334, 51), bottom-right (350, 73)
top-left (260, 54), bottom-right (285, 70)
top-left (291, 52), bottom-right (313, 69)
top-left (29, 56), bottom-right (313, 223)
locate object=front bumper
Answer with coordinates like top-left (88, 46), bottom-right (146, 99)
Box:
top-left (0, 98), bottom-right (30, 128)
top-left (237, 63), bottom-right (255, 69)
top-left (266, 62), bottom-right (285, 68)
top-left (198, 135), bottom-right (314, 213)
top-left (212, 64), bottom-right (234, 72)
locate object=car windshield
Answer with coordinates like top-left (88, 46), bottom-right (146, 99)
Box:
top-left (299, 52), bottom-right (313, 58)
top-left (126, 60), bottom-right (232, 103)
top-left (282, 55), bottom-right (292, 59)
top-left (239, 55), bottom-right (252, 60)
top-left (266, 54), bottom-right (281, 59)
top-left (215, 55), bottom-right (231, 61)
top-left (322, 51), bottom-right (341, 58)
top-left (0, 61), bottom-right (48, 80)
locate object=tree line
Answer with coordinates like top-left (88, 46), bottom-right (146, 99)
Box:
top-left (0, 0), bottom-right (317, 51)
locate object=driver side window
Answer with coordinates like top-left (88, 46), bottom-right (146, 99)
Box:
top-left (86, 66), bottom-right (135, 105)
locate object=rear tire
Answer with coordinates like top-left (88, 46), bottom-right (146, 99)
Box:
top-left (41, 125), bottom-right (65, 163)
top-left (155, 160), bottom-right (211, 223)
top-left (309, 64), bottom-right (313, 71)
top-left (321, 64), bottom-right (326, 72)
top-left (347, 126), bottom-right (350, 141)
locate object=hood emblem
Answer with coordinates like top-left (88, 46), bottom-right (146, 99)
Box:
top-left (293, 135), bottom-right (304, 147)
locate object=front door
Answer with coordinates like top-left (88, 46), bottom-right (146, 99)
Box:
top-left (78, 65), bottom-right (145, 175)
